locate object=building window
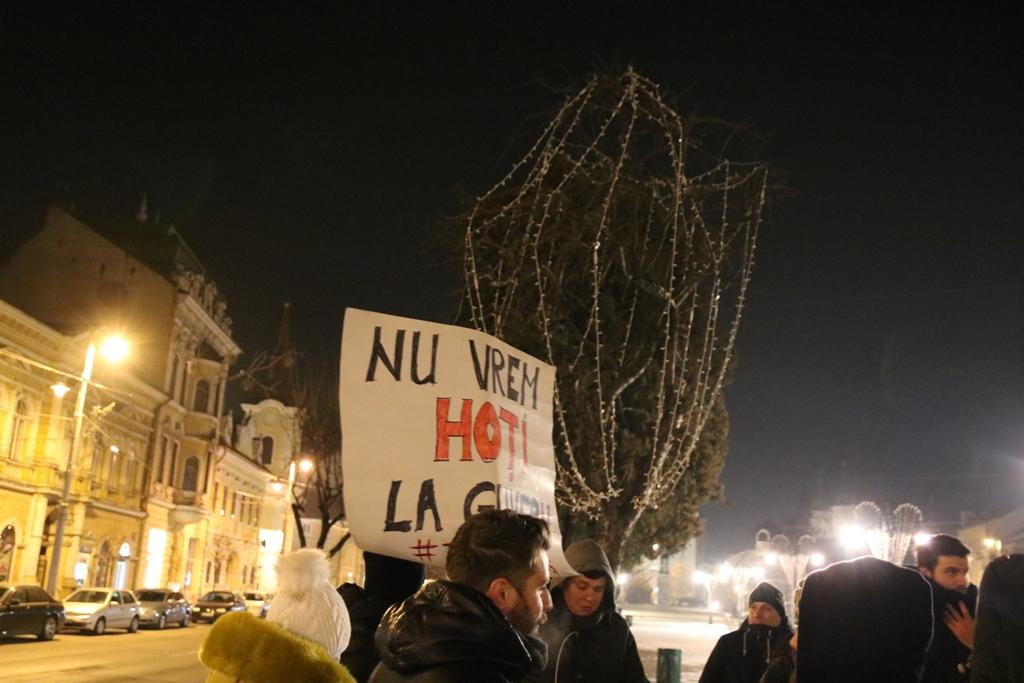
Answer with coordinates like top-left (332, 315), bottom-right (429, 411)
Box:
top-left (7, 398), bottom-right (30, 460)
top-left (107, 449), bottom-right (120, 492)
top-left (202, 450), bottom-right (211, 492)
top-left (169, 442), bottom-right (180, 487)
top-left (193, 379), bottom-right (210, 414)
top-left (93, 541), bottom-right (113, 586)
top-left (0, 525), bottom-right (15, 582)
top-left (143, 528), bottom-right (167, 588)
top-left (168, 354), bottom-right (180, 398)
top-left (90, 439), bottom-right (105, 489)
top-left (260, 436), bottom-right (274, 466)
top-left (114, 542), bottom-right (131, 589)
top-left (182, 457), bottom-right (199, 491)
top-left (157, 434), bottom-right (168, 484)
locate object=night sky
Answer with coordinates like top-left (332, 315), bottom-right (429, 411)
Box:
top-left (3, 4), bottom-right (1021, 559)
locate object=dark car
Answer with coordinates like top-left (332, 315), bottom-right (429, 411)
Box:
top-left (0, 584), bottom-right (65, 641)
top-left (191, 591), bottom-right (246, 623)
top-left (136, 589), bottom-right (191, 629)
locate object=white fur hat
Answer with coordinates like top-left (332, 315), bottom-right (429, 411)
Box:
top-left (266, 548), bottom-right (351, 658)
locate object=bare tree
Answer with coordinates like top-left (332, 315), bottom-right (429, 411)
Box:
top-left (290, 356), bottom-right (349, 558)
top-left (456, 68), bottom-right (771, 568)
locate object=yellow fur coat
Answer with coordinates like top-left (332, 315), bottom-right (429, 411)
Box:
top-left (199, 611), bottom-right (355, 683)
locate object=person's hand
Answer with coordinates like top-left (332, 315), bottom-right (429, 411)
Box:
top-left (944, 601), bottom-right (975, 649)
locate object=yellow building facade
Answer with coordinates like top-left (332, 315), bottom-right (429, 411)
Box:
top-left (0, 205), bottom-right (291, 599)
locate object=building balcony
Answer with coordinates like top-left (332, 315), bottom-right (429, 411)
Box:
top-left (184, 412), bottom-right (218, 440)
top-left (173, 489), bottom-right (202, 507)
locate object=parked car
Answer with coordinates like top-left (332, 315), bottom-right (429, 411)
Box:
top-left (135, 589), bottom-right (191, 629)
top-left (191, 591), bottom-right (246, 623)
top-left (0, 584), bottom-right (65, 641)
top-left (243, 591), bottom-right (270, 619)
top-left (61, 588), bottom-right (141, 635)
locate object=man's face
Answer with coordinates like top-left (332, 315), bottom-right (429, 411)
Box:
top-left (562, 574), bottom-right (607, 617)
top-left (748, 601), bottom-right (782, 627)
top-left (923, 555), bottom-right (970, 593)
top-left (505, 549), bottom-right (553, 634)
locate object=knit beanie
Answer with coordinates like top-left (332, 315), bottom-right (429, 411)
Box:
top-left (363, 551), bottom-right (426, 605)
top-left (267, 548), bottom-right (352, 658)
top-left (749, 581), bottom-right (787, 622)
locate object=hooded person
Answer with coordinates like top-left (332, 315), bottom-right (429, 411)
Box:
top-left (796, 556), bottom-right (933, 683)
top-left (338, 551), bottom-right (425, 682)
top-left (699, 582), bottom-right (794, 683)
top-left (524, 538), bottom-right (647, 683)
top-left (971, 554), bottom-right (1024, 683)
top-left (200, 548), bottom-right (355, 683)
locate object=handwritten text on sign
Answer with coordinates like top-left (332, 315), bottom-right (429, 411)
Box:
top-left (340, 309), bottom-right (568, 572)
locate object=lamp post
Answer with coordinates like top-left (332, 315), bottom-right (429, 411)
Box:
top-left (46, 335), bottom-right (128, 595)
top-left (282, 457), bottom-right (314, 552)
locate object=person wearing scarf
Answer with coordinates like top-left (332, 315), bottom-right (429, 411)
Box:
top-left (700, 582), bottom-right (794, 683)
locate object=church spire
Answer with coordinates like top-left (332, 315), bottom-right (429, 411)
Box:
top-left (272, 301), bottom-right (297, 405)
top-left (275, 301), bottom-right (292, 353)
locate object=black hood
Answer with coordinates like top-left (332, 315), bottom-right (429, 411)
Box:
top-left (797, 556), bottom-right (933, 683)
top-left (375, 580), bottom-right (546, 678)
top-left (972, 554), bottom-right (1024, 681)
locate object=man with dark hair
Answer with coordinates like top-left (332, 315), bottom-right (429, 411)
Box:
top-left (370, 510), bottom-right (553, 682)
top-left (915, 534), bottom-right (977, 683)
top-left (699, 582), bottom-right (794, 683)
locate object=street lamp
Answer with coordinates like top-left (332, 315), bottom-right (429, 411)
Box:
top-left (47, 334), bottom-right (128, 595)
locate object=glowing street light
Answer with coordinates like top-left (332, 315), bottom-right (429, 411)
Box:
top-left (298, 458), bottom-right (314, 473)
top-left (809, 552), bottom-right (826, 568)
top-left (48, 334), bottom-right (129, 595)
top-left (50, 382), bottom-right (71, 398)
top-left (840, 524), bottom-right (867, 551)
top-left (914, 532), bottom-right (933, 547)
top-left (99, 335), bottom-right (130, 363)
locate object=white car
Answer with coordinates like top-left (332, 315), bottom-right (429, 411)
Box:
top-left (243, 591), bottom-right (270, 619)
top-left (61, 587), bottom-right (142, 635)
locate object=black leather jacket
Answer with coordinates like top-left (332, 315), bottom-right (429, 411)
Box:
top-left (368, 580), bottom-right (547, 683)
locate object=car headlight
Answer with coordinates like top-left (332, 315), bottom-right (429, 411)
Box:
top-left (215, 608), bottom-right (226, 613)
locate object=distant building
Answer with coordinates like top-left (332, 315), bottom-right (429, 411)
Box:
top-left (0, 204), bottom-right (291, 596)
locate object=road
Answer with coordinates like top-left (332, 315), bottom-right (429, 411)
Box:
top-left (1, 607), bottom-right (726, 682)
top-left (1, 622), bottom-right (209, 682)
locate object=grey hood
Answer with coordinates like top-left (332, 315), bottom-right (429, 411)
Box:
top-left (560, 539), bottom-right (616, 611)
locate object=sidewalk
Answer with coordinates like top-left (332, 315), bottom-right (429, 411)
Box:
top-left (618, 606), bottom-right (733, 679)
top-left (622, 604), bottom-right (733, 682)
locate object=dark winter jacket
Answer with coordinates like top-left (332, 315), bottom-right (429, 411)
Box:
top-left (922, 579), bottom-right (977, 683)
top-left (368, 580), bottom-right (547, 683)
top-left (525, 539), bottom-right (647, 683)
top-left (797, 556), bottom-right (933, 683)
top-left (699, 619), bottom-right (793, 683)
top-left (971, 554), bottom-right (1024, 683)
top-left (759, 647), bottom-right (795, 683)
top-left (338, 583), bottom-right (391, 682)
top-left (339, 551), bottom-right (425, 683)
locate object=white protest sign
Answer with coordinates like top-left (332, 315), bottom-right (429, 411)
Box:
top-left (339, 308), bottom-right (570, 577)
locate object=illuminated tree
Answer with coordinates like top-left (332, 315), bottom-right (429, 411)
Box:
top-left (456, 68), bottom-right (771, 568)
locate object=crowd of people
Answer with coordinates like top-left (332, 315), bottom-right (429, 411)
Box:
top-left (195, 511), bottom-right (1023, 683)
